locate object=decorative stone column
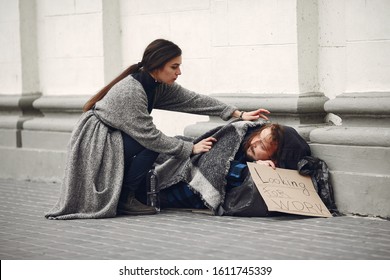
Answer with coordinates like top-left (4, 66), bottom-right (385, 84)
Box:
top-left (186, 0), bottom-right (326, 139)
top-left (0, 0), bottom-right (41, 147)
top-left (0, 94), bottom-right (42, 148)
top-left (0, 0), bottom-right (122, 181)
top-left (0, 0), bottom-right (43, 179)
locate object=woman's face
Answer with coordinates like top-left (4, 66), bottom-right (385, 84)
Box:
top-left (246, 127), bottom-right (278, 161)
top-left (152, 56), bottom-right (182, 85)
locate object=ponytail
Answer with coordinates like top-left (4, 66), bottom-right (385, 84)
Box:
top-left (82, 63), bottom-right (141, 112)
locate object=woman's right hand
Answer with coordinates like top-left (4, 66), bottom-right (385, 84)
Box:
top-left (192, 137), bottom-right (217, 155)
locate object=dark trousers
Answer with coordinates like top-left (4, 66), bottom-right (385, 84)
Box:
top-left (121, 131), bottom-right (159, 202)
top-left (160, 182), bottom-right (206, 209)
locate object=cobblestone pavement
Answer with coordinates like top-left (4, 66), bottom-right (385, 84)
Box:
top-left (0, 178), bottom-right (389, 260)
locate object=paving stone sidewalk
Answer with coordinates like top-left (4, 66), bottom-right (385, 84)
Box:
top-left (0, 178), bottom-right (389, 260)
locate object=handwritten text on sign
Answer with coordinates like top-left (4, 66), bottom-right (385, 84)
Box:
top-left (247, 162), bottom-right (332, 217)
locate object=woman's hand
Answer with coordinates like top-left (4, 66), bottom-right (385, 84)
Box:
top-left (255, 160), bottom-right (276, 169)
top-left (192, 137), bottom-right (217, 155)
top-left (233, 109), bottom-right (270, 121)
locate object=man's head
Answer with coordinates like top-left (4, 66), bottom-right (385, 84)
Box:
top-left (243, 123), bottom-right (283, 163)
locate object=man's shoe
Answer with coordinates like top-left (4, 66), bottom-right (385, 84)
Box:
top-left (117, 192), bottom-right (157, 215)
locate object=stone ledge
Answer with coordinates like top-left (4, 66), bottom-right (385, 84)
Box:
top-left (0, 93), bottom-right (41, 113)
top-left (308, 92), bottom-right (390, 218)
top-left (0, 94), bottom-right (43, 147)
top-left (0, 146), bottom-right (66, 183)
top-left (329, 171), bottom-right (390, 218)
top-left (310, 126), bottom-right (390, 147)
top-left (22, 130), bottom-right (70, 150)
top-left (0, 129), bottom-right (19, 147)
top-left (23, 116), bottom-right (80, 132)
top-left (210, 92), bottom-right (328, 115)
top-left (23, 95), bottom-right (88, 133)
top-left (325, 92), bottom-right (390, 127)
top-left (310, 143), bottom-right (390, 218)
top-left (0, 93), bottom-right (43, 125)
top-left (309, 143), bottom-right (390, 176)
top-left (32, 95), bottom-right (88, 113)
top-left (184, 92), bottom-right (328, 139)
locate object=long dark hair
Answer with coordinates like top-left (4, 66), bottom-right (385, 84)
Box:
top-left (83, 39), bottom-right (182, 112)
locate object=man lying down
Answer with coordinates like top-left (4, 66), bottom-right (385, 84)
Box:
top-left (150, 119), bottom-right (315, 217)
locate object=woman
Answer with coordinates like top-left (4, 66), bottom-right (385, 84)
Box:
top-left (45, 39), bottom-right (270, 220)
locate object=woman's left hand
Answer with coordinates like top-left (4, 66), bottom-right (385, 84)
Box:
top-left (236, 109), bottom-right (270, 121)
top-left (243, 108), bottom-right (270, 121)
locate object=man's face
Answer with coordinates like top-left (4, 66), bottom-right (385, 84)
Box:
top-left (245, 127), bottom-right (278, 161)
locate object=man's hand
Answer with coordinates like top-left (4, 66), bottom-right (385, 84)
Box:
top-left (192, 137), bottom-right (217, 155)
top-left (255, 159), bottom-right (276, 169)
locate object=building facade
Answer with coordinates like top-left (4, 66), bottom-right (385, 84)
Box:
top-left (0, 0), bottom-right (389, 217)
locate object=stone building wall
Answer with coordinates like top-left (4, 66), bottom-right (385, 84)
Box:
top-left (0, 0), bottom-right (389, 217)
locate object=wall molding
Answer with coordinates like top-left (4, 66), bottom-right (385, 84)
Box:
top-left (1, 92), bottom-right (390, 217)
top-left (325, 92), bottom-right (390, 127)
top-left (310, 91), bottom-right (390, 218)
top-left (184, 92), bottom-right (329, 139)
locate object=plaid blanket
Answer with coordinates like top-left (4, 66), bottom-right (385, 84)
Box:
top-left (155, 119), bottom-right (266, 212)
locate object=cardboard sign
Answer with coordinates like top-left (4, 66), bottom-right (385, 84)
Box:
top-left (247, 162), bottom-right (332, 217)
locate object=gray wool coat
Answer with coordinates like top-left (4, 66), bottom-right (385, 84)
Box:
top-left (45, 75), bottom-right (237, 220)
